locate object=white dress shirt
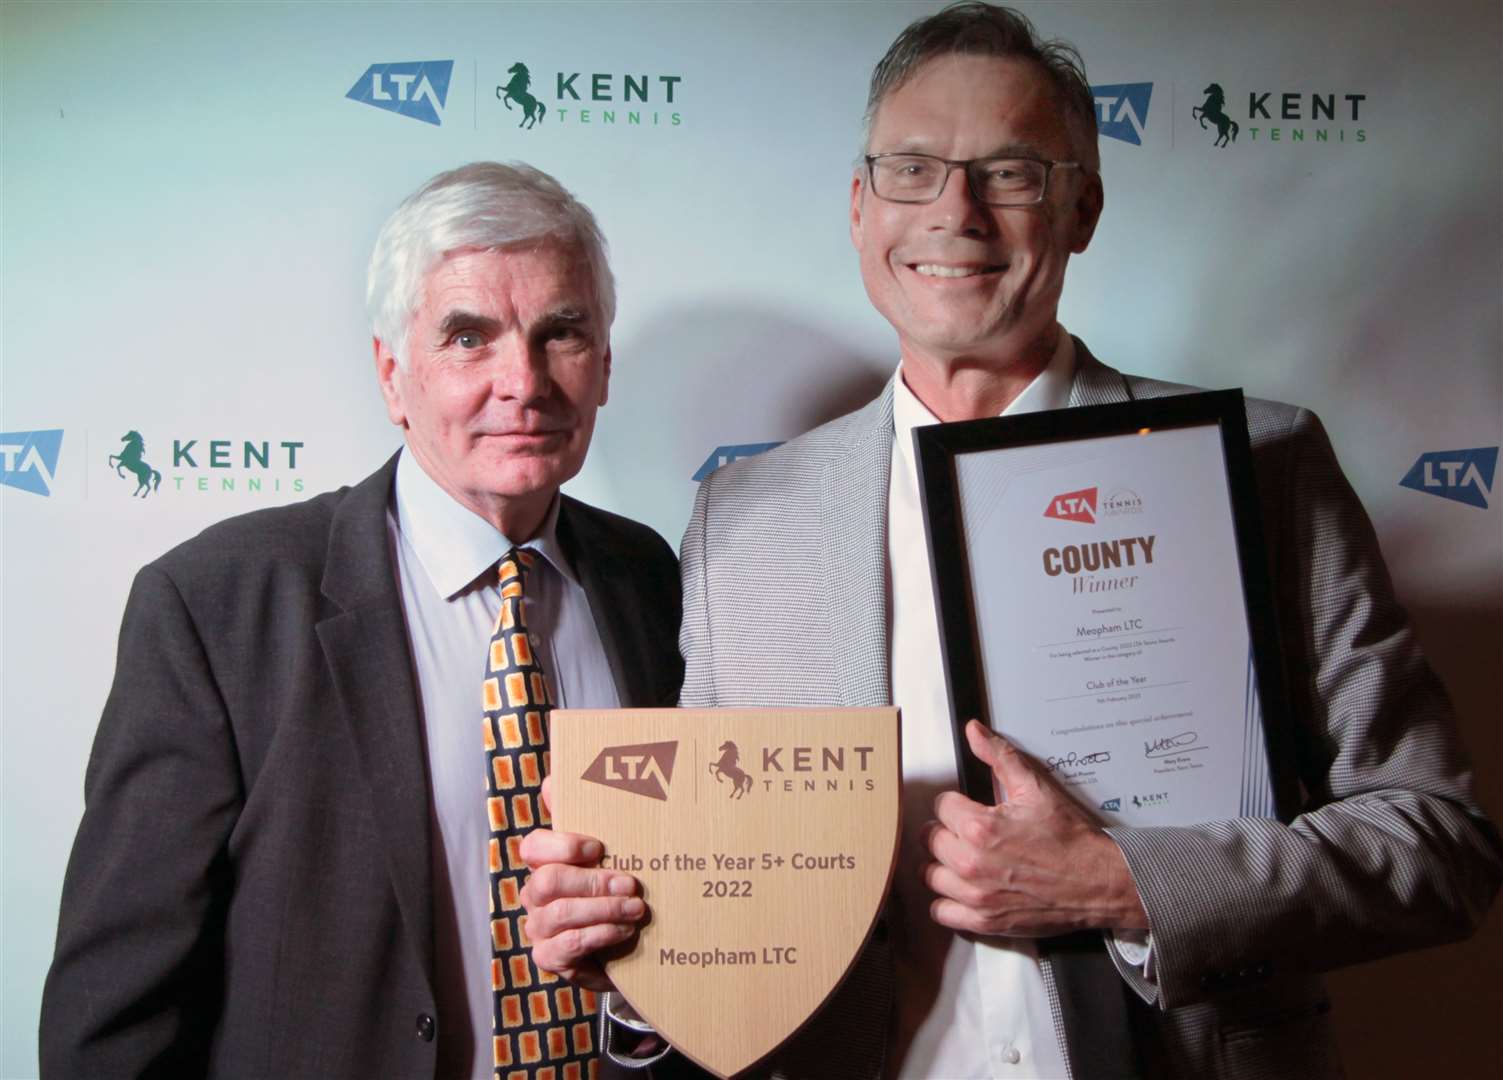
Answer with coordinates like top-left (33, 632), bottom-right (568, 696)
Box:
top-left (386, 449), bottom-right (620, 1078)
top-left (887, 330), bottom-right (1076, 1079)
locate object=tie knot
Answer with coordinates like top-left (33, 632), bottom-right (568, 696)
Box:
top-left (497, 547), bottom-right (536, 597)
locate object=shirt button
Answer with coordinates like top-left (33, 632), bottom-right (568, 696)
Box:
top-left (415, 1013), bottom-right (436, 1042)
top-left (1003, 1047), bottom-right (1021, 1065)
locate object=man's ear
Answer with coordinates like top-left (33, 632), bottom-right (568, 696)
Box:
top-left (373, 337), bottom-right (407, 427)
top-left (598, 343), bottom-right (612, 407)
top-left (849, 169), bottom-right (867, 251)
top-left (1070, 172), bottom-right (1104, 254)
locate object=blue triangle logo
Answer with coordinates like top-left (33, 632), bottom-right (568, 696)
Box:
top-left (692, 442), bottom-right (783, 482)
top-left (1091, 83), bottom-right (1153, 146)
top-left (346, 61), bottom-right (454, 126)
top-left (0, 429), bottom-right (63, 496)
top-left (1399, 447), bottom-right (1497, 509)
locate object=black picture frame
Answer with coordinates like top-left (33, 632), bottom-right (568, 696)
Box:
top-left (914, 389), bottom-right (1298, 822)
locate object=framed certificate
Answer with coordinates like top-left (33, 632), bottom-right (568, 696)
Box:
top-left (915, 390), bottom-right (1297, 825)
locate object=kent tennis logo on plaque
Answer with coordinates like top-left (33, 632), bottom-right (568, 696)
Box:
top-left (551, 707), bottom-right (900, 1078)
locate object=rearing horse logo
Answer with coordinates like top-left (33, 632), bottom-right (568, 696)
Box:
top-left (1192, 83), bottom-right (1239, 148)
top-left (499, 62), bottom-right (546, 129)
top-left (709, 740), bottom-right (754, 800)
top-left (108, 430), bottom-right (161, 498)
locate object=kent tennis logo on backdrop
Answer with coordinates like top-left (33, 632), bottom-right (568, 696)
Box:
top-left (492, 58), bottom-right (685, 130)
top-left (0, 429), bottom-right (63, 496)
top-left (1092, 83), bottom-right (1152, 145)
top-left (1400, 448), bottom-right (1498, 509)
top-left (346, 61), bottom-right (454, 126)
top-left (101, 429), bottom-right (308, 500)
top-left (1190, 81), bottom-right (1368, 147)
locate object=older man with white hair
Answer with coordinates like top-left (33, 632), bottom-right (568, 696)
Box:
top-left (41, 162), bottom-right (672, 1079)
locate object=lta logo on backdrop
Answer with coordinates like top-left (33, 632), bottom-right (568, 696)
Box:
top-left (1191, 80), bottom-right (1367, 147)
top-left (1400, 448), bottom-right (1498, 509)
top-left (692, 442), bottom-right (782, 481)
top-left (0, 429), bottom-right (63, 496)
top-left (346, 61), bottom-right (454, 126)
top-left (1091, 83), bottom-right (1152, 145)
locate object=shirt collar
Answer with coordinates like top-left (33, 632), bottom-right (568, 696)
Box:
top-left (893, 325), bottom-right (1076, 468)
top-left (391, 447), bottom-right (577, 600)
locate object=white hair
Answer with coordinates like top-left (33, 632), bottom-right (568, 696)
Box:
top-left (366, 161), bottom-right (616, 366)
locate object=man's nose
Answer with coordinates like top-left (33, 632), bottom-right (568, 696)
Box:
top-left (488, 340), bottom-right (551, 401)
top-left (926, 165), bottom-right (991, 234)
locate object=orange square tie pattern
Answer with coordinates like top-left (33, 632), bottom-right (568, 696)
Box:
top-left (484, 549), bottom-right (597, 1079)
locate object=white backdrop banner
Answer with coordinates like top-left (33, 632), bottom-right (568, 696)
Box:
top-left (3, 1), bottom-right (1499, 1074)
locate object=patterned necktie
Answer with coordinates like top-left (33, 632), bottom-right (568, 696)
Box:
top-left (483, 548), bottom-right (599, 1080)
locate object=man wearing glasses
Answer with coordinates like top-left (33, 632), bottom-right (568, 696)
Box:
top-left (524, 4), bottom-right (1499, 1077)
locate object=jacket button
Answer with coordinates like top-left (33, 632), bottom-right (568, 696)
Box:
top-left (416, 1013), bottom-right (436, 1042)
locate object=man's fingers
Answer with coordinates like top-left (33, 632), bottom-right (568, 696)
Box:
top-left (520, 863), bottom-right (638, 908)
top-left (540, 775), bottom-right (553, 816)
top-left (525, 893), bottom-right (647, 943)
top-left (929, 896), bottom-right (992, 936)
top-left (519, 829), bottom-right (604, 869)
top-left (932, 790), bottom-right (991, 845)
top-left (531, 922), bottom-right (640, 979)
top-left (965, 720), bottom-right (1040, 804)
top-left (922, 859), bottom-right (991, 909)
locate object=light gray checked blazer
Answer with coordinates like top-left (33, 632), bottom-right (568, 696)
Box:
top-left (677, 342), bottom-right (1501, 1079)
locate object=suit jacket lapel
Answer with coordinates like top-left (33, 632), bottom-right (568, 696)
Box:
top-left (315, 453), bottom-right (435, 983)
top-left (819, 385), bottom-right (896, 708)
top-left (1068, 337), bottom-right (1136, 407)
top-left (556, 500), bottom-right (650, 709)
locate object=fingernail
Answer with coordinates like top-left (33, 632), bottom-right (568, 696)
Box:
top-left (622, 898), bottom-right (645, 917)
top-left (582, 840), bottom-right (603, 861)
top-left (608, 876), bottom-right (634, 896)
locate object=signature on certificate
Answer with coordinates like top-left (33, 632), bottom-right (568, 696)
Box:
top-left (1144, 731), bottom-right (1206, 759)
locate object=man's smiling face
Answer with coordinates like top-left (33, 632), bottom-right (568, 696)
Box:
top-left (850, 53), bottom-right (1102, 369)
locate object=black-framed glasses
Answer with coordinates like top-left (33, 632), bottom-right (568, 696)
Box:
top-left (864, 153), bottom-right (1084, 207)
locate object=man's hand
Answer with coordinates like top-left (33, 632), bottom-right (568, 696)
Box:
top-left (922, 720), bottom-right (1149, 937)
top-left (519, 777), bottom-right (648, 990)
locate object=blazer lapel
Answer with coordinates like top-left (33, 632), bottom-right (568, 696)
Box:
top-left (556, 501), bottom-right (650, 709)
top-left (315, 453), bottom-right (435, 983)
top-left (819, 386), bottom-right (896, 708)
top-left (1068, 337), bottom-right (1135, 407)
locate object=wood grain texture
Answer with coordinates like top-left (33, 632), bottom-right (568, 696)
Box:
top-left (552, 707), bottom-right (900, 1078)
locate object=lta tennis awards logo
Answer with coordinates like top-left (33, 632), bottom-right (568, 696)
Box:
top-left (1400, 448), bottom-right (1498, 509)
top-left (581, 741), bottom-right (677, 801)
top-left (346, 61), bottom-right (454, 126)
top-left (0, 429), bottom-right (63, 496)
top-left (1092, 83), bottom-right (1152, 146)
top-left (1044, 486), bottom-right (1098, 524)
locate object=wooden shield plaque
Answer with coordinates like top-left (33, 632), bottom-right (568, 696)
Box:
top-left (550, 707), bottom-right (900, 1078)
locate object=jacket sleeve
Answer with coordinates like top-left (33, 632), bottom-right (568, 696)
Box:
top-left (39, 563), bottom-right (243, 1077)
top-left (1103, 407), bottom-right (1502, 1008)
top-left (677, 478), bottom-right (716, 710)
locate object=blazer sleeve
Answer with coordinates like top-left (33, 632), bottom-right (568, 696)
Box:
top-left (1103, 407), bottom-right (1502, 1009)
top-left (39, 563), bottom-right (243, 1077)
top-left (677, 478), bottom-right (716, 710)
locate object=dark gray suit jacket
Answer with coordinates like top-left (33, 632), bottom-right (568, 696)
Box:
top-left (40, 454), bottom-right (683, 1078)
top-left (678, 345), bottom-right (1501, 1078)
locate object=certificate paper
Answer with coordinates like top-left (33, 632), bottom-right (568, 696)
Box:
top-left (916, 391), bottom-right (1293, 826)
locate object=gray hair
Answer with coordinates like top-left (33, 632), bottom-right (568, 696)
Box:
top-left (367, 161), bottom-right (616, 367)
top-left (861, 2), bottom-right (1099, 171)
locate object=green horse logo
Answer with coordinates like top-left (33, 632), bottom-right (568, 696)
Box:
top-left (1192, 83), bottom-right (1239, 147)
top-left (108, 430), bottom-right (162, 498)
top-left (499, 62), bottom-right (546, 129)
